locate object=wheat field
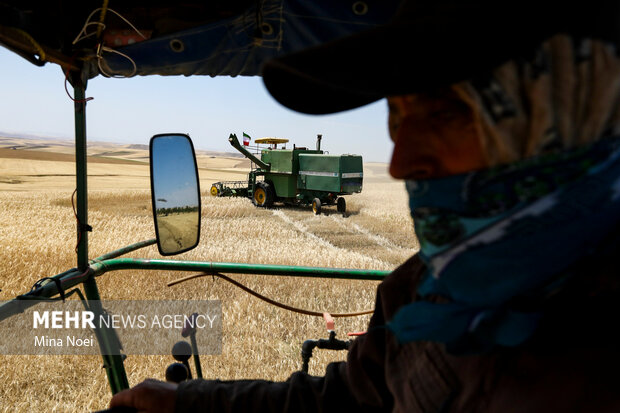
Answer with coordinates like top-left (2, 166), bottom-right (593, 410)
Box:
top-left (0, 138), bottom-right (417, 412)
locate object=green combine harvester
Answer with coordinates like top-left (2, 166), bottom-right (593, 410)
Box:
top-left (210, 134), bottom-right (363, 215)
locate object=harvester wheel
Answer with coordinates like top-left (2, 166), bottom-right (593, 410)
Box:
top-left (253, 181), bottom-right (274, 208)
top-left (336, 197), bottom-right (346, 215)
top-left (210, 185), bottom-right (219, 197)
top-left (312, 198), bottom-right (321, 215)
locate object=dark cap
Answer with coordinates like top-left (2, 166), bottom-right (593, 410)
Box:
top-left (262, 1), bottom-right (558, 115)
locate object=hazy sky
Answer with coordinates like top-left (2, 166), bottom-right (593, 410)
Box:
top-left (0, 47), bottom-right (393, 163)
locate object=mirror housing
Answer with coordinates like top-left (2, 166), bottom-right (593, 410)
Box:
top-left (150, 133), bottom-right (201, 255)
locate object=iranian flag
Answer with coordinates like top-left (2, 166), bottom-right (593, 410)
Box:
top-left (243, 132), bottom-right (251, 146)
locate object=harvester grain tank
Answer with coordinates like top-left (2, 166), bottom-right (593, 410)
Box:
top-left (210, 134), bottom-right (363, 215)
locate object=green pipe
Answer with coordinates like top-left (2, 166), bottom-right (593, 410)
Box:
top-left (0, 268), bottom-right (86, 321)
top-left (84, 283), bottom-right (129, 392)
top-left (228, 133), bottom-right (270, 169)
top-left (90, 258), bottom-right (390, 280)
top-left (91, 239), bottom-right (157, 262)
top-left (0, 255), bottom-right (389, 322)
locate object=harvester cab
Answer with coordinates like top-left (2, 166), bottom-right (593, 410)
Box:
top-left (211, 133), bottom-right (364, 216)
top-left (0, 0), bottom-right (398, 408)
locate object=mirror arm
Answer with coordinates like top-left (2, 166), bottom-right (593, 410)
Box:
top-left (91, 239), bottom-right (157, 262)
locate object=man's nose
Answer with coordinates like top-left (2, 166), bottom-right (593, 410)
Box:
top-left (388, 120), bottom-right (435, 180)
top-left (389, 134), bottom-right (415, 179)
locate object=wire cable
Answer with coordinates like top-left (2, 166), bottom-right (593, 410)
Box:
top-left (97, 46), bottom-right (138, 78)
top-left (168, 272), bottom-right (374, 318)
top-left (64, 68), bottom-right (94, 103)
top-left (73, 7), bottom-right (147, 45)
top-left (72, 6), bottom-right (145, 78)
top-left (71, 189), bottom-right (92, 253)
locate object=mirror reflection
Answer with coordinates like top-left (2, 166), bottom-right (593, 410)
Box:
top-left (150, 134), bottom-right (201, 255)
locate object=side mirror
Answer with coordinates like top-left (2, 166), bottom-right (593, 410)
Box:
top-left (150, 134), bottom-right (201, 255)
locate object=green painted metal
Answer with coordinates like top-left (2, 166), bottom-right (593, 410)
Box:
top-left (220, 133), bottom-right (363, 210)
top-left (265, 173), bottom-right (297, 198)
top-left (261, 149), bottom-right (291, 173)
top-left (0, 254), bottom-right (389, 323)
top-left (73, 80), bottom-right (89, 272)
top-left (91, 239), bottom-right (157, 262)
top-left (72, 78), bottom-right (129, 394)
top-left (228, 134), bottom-right (269, 169)
top-left (88, 241), bottom-right (389, 281)
top-left (0, 268), bottom-right (88, 321)
top-left (261, 148), bottom-right (322, 174)
top-left (88, 258), bottom-right (390, 280)
top-left (340, 155), bottom-right (364, 193)
top-left (84, 282), bottom-right (129, 392)
top-left (298, 154), bottom-right (363, 194)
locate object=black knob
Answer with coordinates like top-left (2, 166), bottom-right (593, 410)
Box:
top-left (165, 362), bottom-right (189, 383)
top-left (171, 340), bottom-right (192, 362)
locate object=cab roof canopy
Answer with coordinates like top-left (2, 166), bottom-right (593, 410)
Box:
top-left (0, 0), bottom-right (400, 80)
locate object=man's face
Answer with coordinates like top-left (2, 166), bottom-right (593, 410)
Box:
top-left (387, 88), bottom-right (488, 180)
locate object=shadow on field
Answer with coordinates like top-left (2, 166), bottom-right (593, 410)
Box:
top-left (273, 203), bottom-right (359, 217)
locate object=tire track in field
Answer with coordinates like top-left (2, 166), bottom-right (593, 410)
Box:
top-left (271, 209), bottom-right (338, 250)
top-left (326, 215), bottom-right (416, 266)
top-left (270, 209), bottom-right (393, 268)
top-left (328, 215), bottom-right (411, 252)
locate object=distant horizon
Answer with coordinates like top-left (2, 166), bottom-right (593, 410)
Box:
top-left (0, 130), bottom-right (389, 166)
top-left (0, 131), bottom-right (391, 164)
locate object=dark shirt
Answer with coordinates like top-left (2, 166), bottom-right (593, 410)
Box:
top-left (176, 224), bottom-right (620, 412)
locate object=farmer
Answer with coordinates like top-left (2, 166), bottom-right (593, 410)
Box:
top-left (111, 1), bottom-right (620, 411)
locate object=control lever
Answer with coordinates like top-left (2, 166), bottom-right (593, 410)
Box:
top-left (181, 312), bottom-right (203, 379)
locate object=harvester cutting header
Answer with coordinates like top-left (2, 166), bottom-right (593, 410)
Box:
top-left (210, 133), bottom-right (363, 215)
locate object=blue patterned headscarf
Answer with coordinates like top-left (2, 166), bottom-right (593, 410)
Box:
top-left (389, 137), bottom-right (620, 352)
top-left (387, 35), bottom-right (620, 353)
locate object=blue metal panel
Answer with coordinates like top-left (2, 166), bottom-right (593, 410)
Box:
top-left (103, 0), bottom-right (400, 77)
